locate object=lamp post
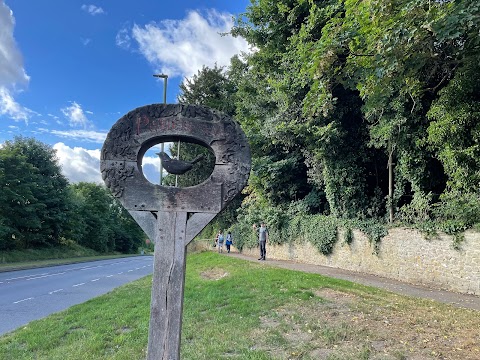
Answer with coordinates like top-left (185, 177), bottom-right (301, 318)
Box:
top-left (153, 74), bottom-right (168, 185)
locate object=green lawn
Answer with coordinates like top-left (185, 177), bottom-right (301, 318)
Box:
top-left (0, 251), bottom-right (478, 359)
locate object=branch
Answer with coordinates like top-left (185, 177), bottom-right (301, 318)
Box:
top-left (350, 52), bottom-right (376, 57)
top-left (423, 63), bottom-right (459, 93)
top-left (409, 92), bottom-right (416, 114)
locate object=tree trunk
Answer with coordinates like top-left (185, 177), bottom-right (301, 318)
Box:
top-left (388, 145), bottom-right (394, 223)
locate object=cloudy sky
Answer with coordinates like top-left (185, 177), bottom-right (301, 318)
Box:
top-left (0, 0), bottom-right (250, 184)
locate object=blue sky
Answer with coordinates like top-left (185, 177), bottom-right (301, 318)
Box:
top-left (0, 0), bottom-right (250, 184)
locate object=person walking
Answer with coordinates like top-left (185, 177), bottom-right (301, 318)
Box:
top-left (225, 231), bottom-right (233, 253)
top-left (217, 230), bottom-right (225, 253)
top-left (254, 223), bottom-right (268, 260)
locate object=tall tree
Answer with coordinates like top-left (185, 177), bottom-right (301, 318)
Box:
top-left (0, 147), bottom-right (38, 250)
top-left (298, 0), bottom-right (479, 221)
top-left (67, 183), bottom-right (145, 253)
top-left (232, 0), bottom-right (373, 217)
top-left (69, 183), bottom-right (112, 252)
top-left (0, 137), bottom-right (70, 248)
top-left (178, 64), bottom-right (236, 116)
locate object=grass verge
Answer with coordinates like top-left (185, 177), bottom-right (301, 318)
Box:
top-left (0, 251), bottom-right (478, 359)
top-left (0, 245), bottom-right (144, 272)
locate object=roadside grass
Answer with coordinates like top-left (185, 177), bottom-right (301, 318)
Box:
top-left (0, 251), bottom-right (479, 359)
top-left (0, 244), bottom-right (98, 263)
top-left (0, 245), bottom-right (144, 272)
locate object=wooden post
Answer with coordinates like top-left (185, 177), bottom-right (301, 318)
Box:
top-left (147, 211), bottom-right (187, 360)
top-left (100, 104), bottom-right (251, 359)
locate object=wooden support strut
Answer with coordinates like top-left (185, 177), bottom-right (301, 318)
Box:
top-left (148, 211), bottom-right (187, 360)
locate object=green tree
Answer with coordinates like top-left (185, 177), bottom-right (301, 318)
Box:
top-left (67, 183), bottom-right (145, 253)
top-left (0, 147), bottom-right (38, 250)
top-left (297, 0), bottom-right (480, 221)
top-left (69, 183), bottom-right (112, 252)
top-left (178, 64), bottom-right (236, 116)
top-left (108, 199), bottom-right (145, 253)
top-left (232, 0), bottom-right (373, 217)
top-left (0, 137), bottom-right (70, 248)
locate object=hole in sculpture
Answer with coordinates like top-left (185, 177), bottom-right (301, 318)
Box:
top-left (141, 141), bottom-right (215, 187)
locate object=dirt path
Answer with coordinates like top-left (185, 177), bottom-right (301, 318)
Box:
top-left (227, 252), bottom-right (480, 311)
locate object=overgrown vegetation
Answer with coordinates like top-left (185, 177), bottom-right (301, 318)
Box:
top-left (0, 137), bottom-right (146, 255)
top-left (1, 252), bottom-right (478, 359)
top-left (0, 243), bottom-right (97, 264)
top-left (3, 1), bottom-right (480, 256)
top-left (231, 203), bottom-right (387, 256)
top-left (176, 0), bottom-right (480, 251)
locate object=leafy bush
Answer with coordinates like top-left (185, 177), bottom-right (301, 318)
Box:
top-left (302, 215), bottom-right (338, 255)
top-left (398, 192), bottom-right (433, 224)
top-left (233, 208), bottom-right (390, 256)
top-left (435, 191), bottom-right (480, 228)
top-left (343, 227), bottom-right (354, 245)
top-left (347, 219), bottom-right (388, 254)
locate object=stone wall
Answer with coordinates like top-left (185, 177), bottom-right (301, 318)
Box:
top-left (239, 228), bottom-right (480, 295)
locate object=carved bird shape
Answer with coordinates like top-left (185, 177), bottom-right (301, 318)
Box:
top-left (156, 151), bottom-right (205, 175)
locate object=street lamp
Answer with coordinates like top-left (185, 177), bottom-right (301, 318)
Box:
top-left (153, 74), bottom-right (168, 104)
top-left (153, 74), bottom-right (168, 185)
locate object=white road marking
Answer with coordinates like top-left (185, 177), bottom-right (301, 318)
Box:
top-left (106, 275), bottom-right (113, 278)
top-left (80, 265), bottom-right (103, 271)
top-left (49, 289), bottom-right (63, 294)
top-left (13, 297), bottom-right (34, 304)
top-left (91, 278), bottom-right (100, 282)
top-left (6, 273), bottom-right (48, 281)
top-left (73, 283), bottom-right (85, 287)
top-left (118, 272), bottom-right (123, 275)
top-left (135, 268), bottom-right (140, 270)
top-left (27, 272), bottom-right (66, 281)
top-left (128, 270), bottom-right (133, 272)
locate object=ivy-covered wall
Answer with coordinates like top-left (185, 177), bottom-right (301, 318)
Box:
top-left (239, 228), bottom-right (480, 296)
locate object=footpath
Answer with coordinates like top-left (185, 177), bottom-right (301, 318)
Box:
top-left (226, 251), bottom-right (480, 311)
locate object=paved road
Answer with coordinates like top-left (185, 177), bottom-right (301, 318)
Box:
top-left (0, 256), bottom-right (153, 335)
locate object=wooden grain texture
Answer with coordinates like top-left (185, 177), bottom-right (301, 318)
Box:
top-left (147, 211), bottom-right (187, 360)
top-left (100, 104), bottom-right (251, 359)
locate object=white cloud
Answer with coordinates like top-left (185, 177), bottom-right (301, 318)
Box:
top-left (81, 4), bottom-right (105, 16)
top-left (115, 27), bottom-right (131, 49)
top-left (0, 2), bottom-right (32, 122)
top-left (61, 101), bottom-right (92, 128)
top-left (123, 9), bottom-right (250, 78)
top-left (53, 143), bottom-right (163, 185)
top-left (50, 129), bottom-right (107, 143)
top-left (0, 87), bottom-right (33, 121)
top-left (0, 2), bottom-right (29, 88)
top-left (53, 142), bottom-right (103, 183)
